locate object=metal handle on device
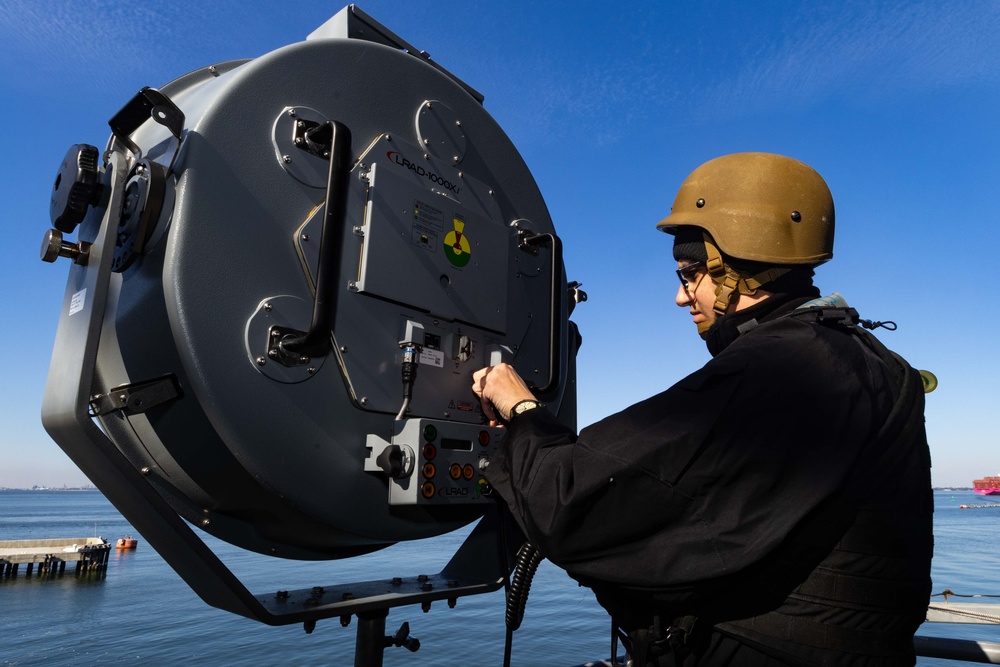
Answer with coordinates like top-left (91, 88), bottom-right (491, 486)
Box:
top-left (519, 231), bottom-right (564, 397)
top-left (280, 120), bottom-right (353, 358)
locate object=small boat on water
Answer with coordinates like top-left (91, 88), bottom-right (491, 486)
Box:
top-left (973, 476), bottom-right (1000, 495)
top-left (115, 537), bottom-right (138, 550)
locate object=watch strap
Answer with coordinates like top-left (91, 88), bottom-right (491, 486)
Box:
top-left (508, 399), bottom-right (544, 423)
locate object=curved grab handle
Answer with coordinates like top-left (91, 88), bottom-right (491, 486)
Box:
top-left (519, 231), bottom-right (564, 397)
top-left (281, 120), bottom-right (353, 358)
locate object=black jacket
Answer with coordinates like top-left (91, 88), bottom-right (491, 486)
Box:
top-left (486, 296), bottom-right (932, 665)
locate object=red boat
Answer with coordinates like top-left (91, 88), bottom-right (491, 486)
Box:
top-left (973, 477), bottom-right (1000, 495)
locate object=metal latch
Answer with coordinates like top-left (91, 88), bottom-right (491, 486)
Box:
top-left (90, 375), bottom-right (182, 416)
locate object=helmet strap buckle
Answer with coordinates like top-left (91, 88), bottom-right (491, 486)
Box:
top-left (703, 233), bottom-right (793, 315)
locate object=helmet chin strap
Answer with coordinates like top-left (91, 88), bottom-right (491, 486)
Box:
top-left (703, 233), bottom-right (789, 317)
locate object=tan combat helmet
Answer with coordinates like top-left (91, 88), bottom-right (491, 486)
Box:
top-left (657, 152), bottom-right (835, 316)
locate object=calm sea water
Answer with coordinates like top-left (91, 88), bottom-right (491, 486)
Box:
top-left (1, 490), bottom-right (997, 666)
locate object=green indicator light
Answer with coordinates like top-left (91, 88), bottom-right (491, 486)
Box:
top-left (423, 425), bottom-right (438, 441)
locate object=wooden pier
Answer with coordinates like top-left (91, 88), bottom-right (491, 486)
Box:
top-left (0, 537), bottom-right (111, 577)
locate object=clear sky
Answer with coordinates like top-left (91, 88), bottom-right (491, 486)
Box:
top-left (2, 0), bottom-right (998, 488)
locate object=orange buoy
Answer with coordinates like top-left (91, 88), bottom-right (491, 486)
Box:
top-left (115, 536), bottom-right (138, 549)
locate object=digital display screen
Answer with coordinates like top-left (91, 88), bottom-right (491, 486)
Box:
top-left (440, 437), bottom-right (472, 451)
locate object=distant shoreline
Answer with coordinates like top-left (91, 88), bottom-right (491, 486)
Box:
top-left (0, 486), bottom-right (99, 491)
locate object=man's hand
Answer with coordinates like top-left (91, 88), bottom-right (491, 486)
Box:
top-left (471, 363), bottom-right (536, 425)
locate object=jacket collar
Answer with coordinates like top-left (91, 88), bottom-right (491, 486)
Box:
top-left (704, 290), bottom-right (819, 357)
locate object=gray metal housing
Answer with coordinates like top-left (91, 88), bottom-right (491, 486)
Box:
top-left (42, 8), bottom-right (576, 562)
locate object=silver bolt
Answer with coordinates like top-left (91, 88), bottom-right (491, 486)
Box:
top-left (455, 120), bottom-right (462, 127)
top-left (385, 134), bottom-right (392, 142)
top-left (140, 467), bottom-right (151, 475)
top-left (452, 156), bottom-right (459, 164)
top-left (201, 518), bottom-right (211, 527)
top-left (268, 349), bottom-right (277, 358)
top-left (287, 108), bottom-right (297, 117)
top-left (256, 357), bottom-right (266, 366)
top-left (444, 411), bottom-right (451, 418)
top-left (296, 120), bottom-right (305, 128)
top-left (282, 155), bottom-right (292, 163)
top-left (423, 153), bottom-right (429, 160)
top-left (307, 367), bottom-right (317, 374)
top-left (426, 102), bottom-right (433, 109)
top-left (340, 346), bottom-right (348, 353)
top-left (423, 138), bottom-right (430, 146)
top-left (301, 233), bottom-right (310, 242)
top-left (264, 302), bottom-right (272, 312)
top-left (360, 397), bottom-right (369, 405)
top-left (489, 189), bottom-right (495, 196)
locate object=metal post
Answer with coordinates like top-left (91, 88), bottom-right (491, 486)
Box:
top-left (354, 610), bottom-right (389, 667)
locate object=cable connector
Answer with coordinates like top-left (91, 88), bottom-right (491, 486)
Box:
top-left (395, 343), bottom-right (421, 420)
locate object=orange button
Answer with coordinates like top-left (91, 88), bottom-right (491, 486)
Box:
top-left (422, 463), bottom-right (436, 479)
top-left (421, 482), bottom-right (435, 498)
top-left (449, 463), bottom-right (462, 480)
top-left (463, 464), bottom-right (475, 480)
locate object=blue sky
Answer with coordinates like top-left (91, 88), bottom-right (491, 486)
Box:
top-left (2, 0), bottom-right (998, 488)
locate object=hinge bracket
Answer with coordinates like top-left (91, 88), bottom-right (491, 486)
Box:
top-left (90, 375), bottom-right (182, 416)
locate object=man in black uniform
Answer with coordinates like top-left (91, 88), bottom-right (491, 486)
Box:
top-left (472, 153), bottom-right (932, 665)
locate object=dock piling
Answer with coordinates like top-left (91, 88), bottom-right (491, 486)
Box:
top-left (0, 538), bottom-right (111, 578)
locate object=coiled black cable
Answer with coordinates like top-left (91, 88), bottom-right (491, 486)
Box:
top-left (503, 541), bottom-right (544, 666)
top-left (506, 542), bottom-right (543, 631)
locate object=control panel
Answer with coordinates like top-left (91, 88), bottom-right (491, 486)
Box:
top-left (365, 418), bottom-right (502, 505)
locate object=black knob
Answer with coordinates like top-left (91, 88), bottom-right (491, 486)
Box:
top-left (50, 144), bottom-right (101, 233)
top-left (375, 444), bottom-right (414, 479)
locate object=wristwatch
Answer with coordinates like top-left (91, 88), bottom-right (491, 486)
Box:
top-left (508, 399), bottom-right (545, 423)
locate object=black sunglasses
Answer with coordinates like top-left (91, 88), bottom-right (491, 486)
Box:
top-left (676, 261), bottom-right (704, 290)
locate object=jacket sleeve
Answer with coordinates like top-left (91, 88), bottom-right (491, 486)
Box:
top-left (484, 319), bottom-right (890, 590)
